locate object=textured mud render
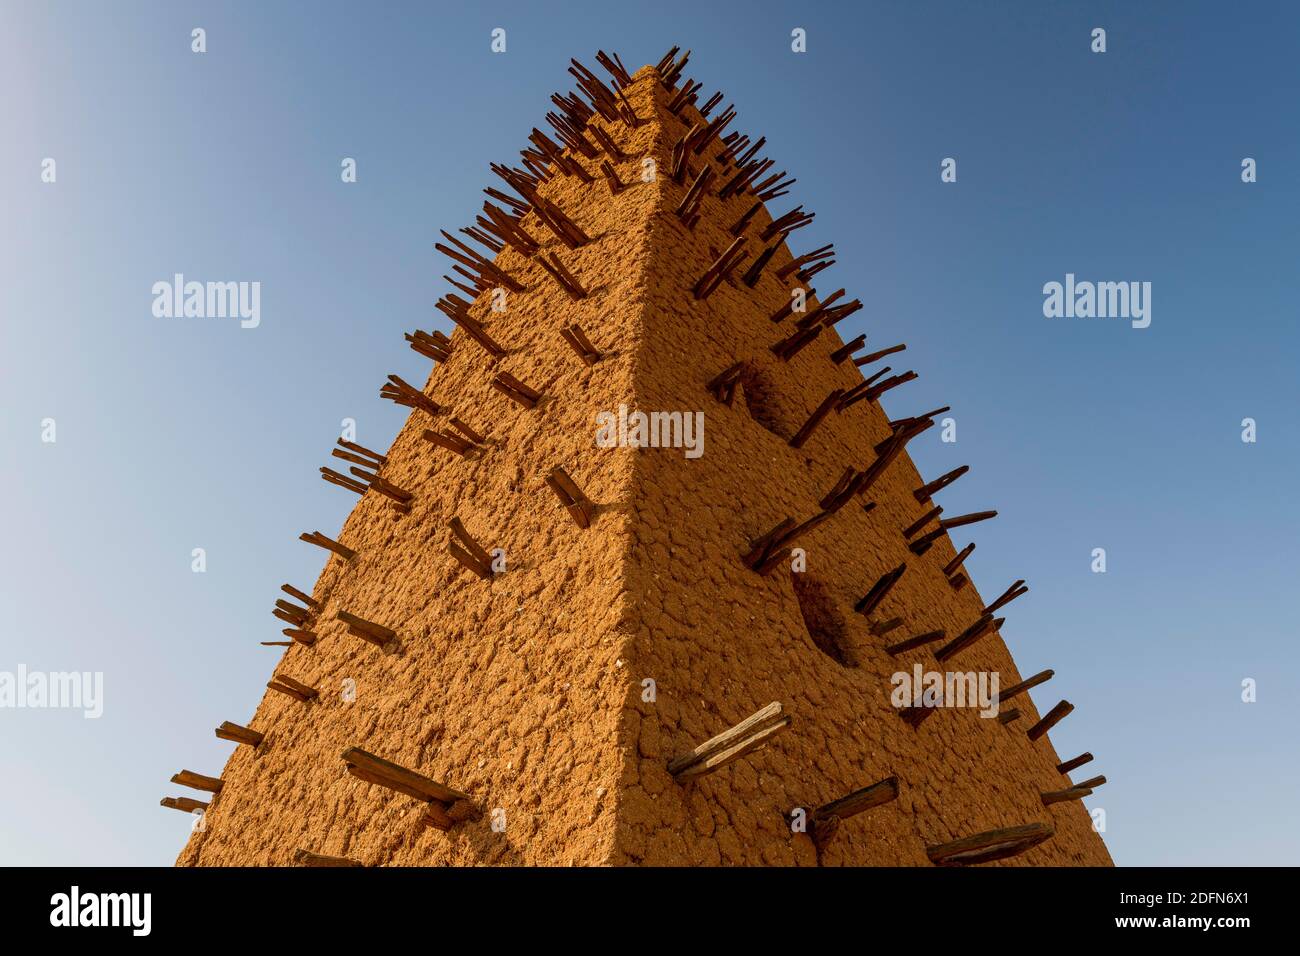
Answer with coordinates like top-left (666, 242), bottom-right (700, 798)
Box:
top-left (176, 63), bottom-right (1112, 867)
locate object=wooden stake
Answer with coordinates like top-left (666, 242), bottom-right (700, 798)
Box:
top-left (1057, 752), bottom-right (1093, 775)
top-left (941, 543), bottom-right (976, 576)
top-left (449, 516), bottom-right (494, 579)
top-left (282, 627), bottom-right (318, 646)
top-left (934, 614), bottom-right (1002, 662)
top-left (559, 323), bottom-right (603, 366)
top-left (830, 334), bottom-right (866, 365)
top-left (984, 580), bottom-right (1028, 615)
top-left (545, 466), bottom-right (595, 528)
top-left (171, 770), bottom-right (222, 793)
top-left (855, 564), bottom-right (907, 616)
top-left (537, 252), bottom-right (588, 299)
top-left (692, 238), bottom-right (748, 299)
top-left (1041, 786), bottom-right (1093, 806)
top-left (902, 506), bottom-right (943, 540)
top-left (807, 776), bottom-right (899, 849)
top-left (294, 849), bottom-right (362, 867)
top-left (998, 708), bottom-right (1022, 725)
top-left (914, 465), bottom-right (969, 504)
top-left (215, 721), bottom-right (263, 748)
top-left (885, 629), bottom-right (946, 656)
top-left (705, 361), bottom-right (744, 406)
top-left (380, 374), bottom-right (442, 416)
top-left (160, 797), bottom-right (208, 813)
top-left (341, 747), bottom-right (479, 831)
top-left (336, 610), bottom-right (396, 647)
top-left (788, 389), bottom-right (844, 449)
top-left (490, 371), bottom-right (542, 409)
top-left (268, 674), bottom-right (319, 702)
top-left (281, 584), bottom-right (319, 609)
top-left (997, 669), bottom-right (1054, 704)
top-left (297, 530), bottom-right (353, 561)
top-left (927, 824), bottom-right (1054, 866)
top-left (1027, 700), bottom-right (1074, 741)
top-left (667, 702), bottom-right (791, 779)
top-left (940, 510), bottom-right (998, 531)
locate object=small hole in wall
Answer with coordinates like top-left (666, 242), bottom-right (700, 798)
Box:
top-left (792, 575), bottom-right (857, 667)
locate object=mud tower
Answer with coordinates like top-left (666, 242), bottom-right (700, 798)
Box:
top-left (165, 49), bottom-right (1112, 867)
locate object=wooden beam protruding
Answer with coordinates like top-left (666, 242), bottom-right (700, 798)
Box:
top-left (1057, 752), bottom-right (1094, 775)
top-left (336, 610), bottom-right (397, 647)
top-left (171, 770), bottom-right (223, 793)
top-left (667, 702), bottom-right (791, 780)
top-left (300, 531), bottom-right (355, 560)
top-left (997, 669), bottom-right (1054, 705)
top-left (294, 849), bottom-right (363, 867)
top-left (806, 776), bottom-right (899, 849)
top-left (215, 721), bottom-right (263, 748)
top-left (926, 823), bottom-right (1054, 866)
top-left (449, 516), bottom-right (495, 579)
top-left (160, 797), bottom-right (209, 813)
top-left (545, 467), bottom-right (595, 528)
top-left (341, 747), bottom-right (478, 831)
top-left (1027, 700), bottom-right (1074, 741)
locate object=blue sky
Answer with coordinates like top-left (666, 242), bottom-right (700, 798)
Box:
top-left (1, 0), bottom-right (1297, 865)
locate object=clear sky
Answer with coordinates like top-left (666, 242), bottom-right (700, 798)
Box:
top-left (2, 0), bottom-right (1297, 866)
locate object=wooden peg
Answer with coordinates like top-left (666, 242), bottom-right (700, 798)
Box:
top-left (885, 629), bottom-right (946, 656)
top-left (336, 610), bottom-right (396, 647)
top-left (667, 702), bottom-right (791, 780)
top-left (294, 849), bottom-right (363, 867)
top-left (926, 823), bottom-right (1054, 866)
top-left (997, 708), bottom-right (1021, 725)
top-left (267, 674), bottom-right (319, 702)
top-left (545, 467), bottom-right (595, 528)
top-left (449, 516), bottom-right (495, 579)
top-left (947, 573), bottom-right (968, 591)
top-left (490, 371), bottom-right (542, 409)
top-left (160, 796), bottom-right (209, 813)
top-left (788, 389), bottom-right (844, 449)
top-left (537, 252), bottom-right (588, 299)
top-left (941, 543), bottom-right (975, 577)
top-left (996, 669), bottom-right (1054, 704)
top-left (380, 374), bottom-right (442, 416)
top-left (1057, 752), bottom-right (1093, 775)
top-left (215, 721), bottom-right (263, 748)
top-left (1026, 700), bottom-right (1074, 741)
top-left (281, 627), bottom-right (317, 646)
top-left (300, 531), bottom-right (355, 560)
top-left (854, 564), bottom-right (906, 616)
top-left (692, 238), bottom-right (748, 299)
top-left (341, 747), bottom-right (479, 831)
top-left (705, 361), bottom-right (744, 406)
top-left (1041, 786), bottom-right (1093, 806)
top-left (983, 580), bottom-right (1028, 615)
top-left (559, 323), bottom-right (603, 366)
top-left (934, 614), bottom-right (1003, 663)
top-left (940, 510), bottom-right (998, 531)
top-left (171, 770), bottom-right (222, 793)
top-left (830, 334), bottom-right (866, 365)
top-left (806, 776), bottom-right (899, 849)
top-left (914, 465), bottom-right (969, 504)
top-left (902, 506), bottom-right (943, 540)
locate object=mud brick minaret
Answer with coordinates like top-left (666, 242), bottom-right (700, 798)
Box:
top-left (167, 49), bottom-right (1112, 867)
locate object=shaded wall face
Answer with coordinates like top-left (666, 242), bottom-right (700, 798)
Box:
top-left (614, 74), bottom-right (1111, 866)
